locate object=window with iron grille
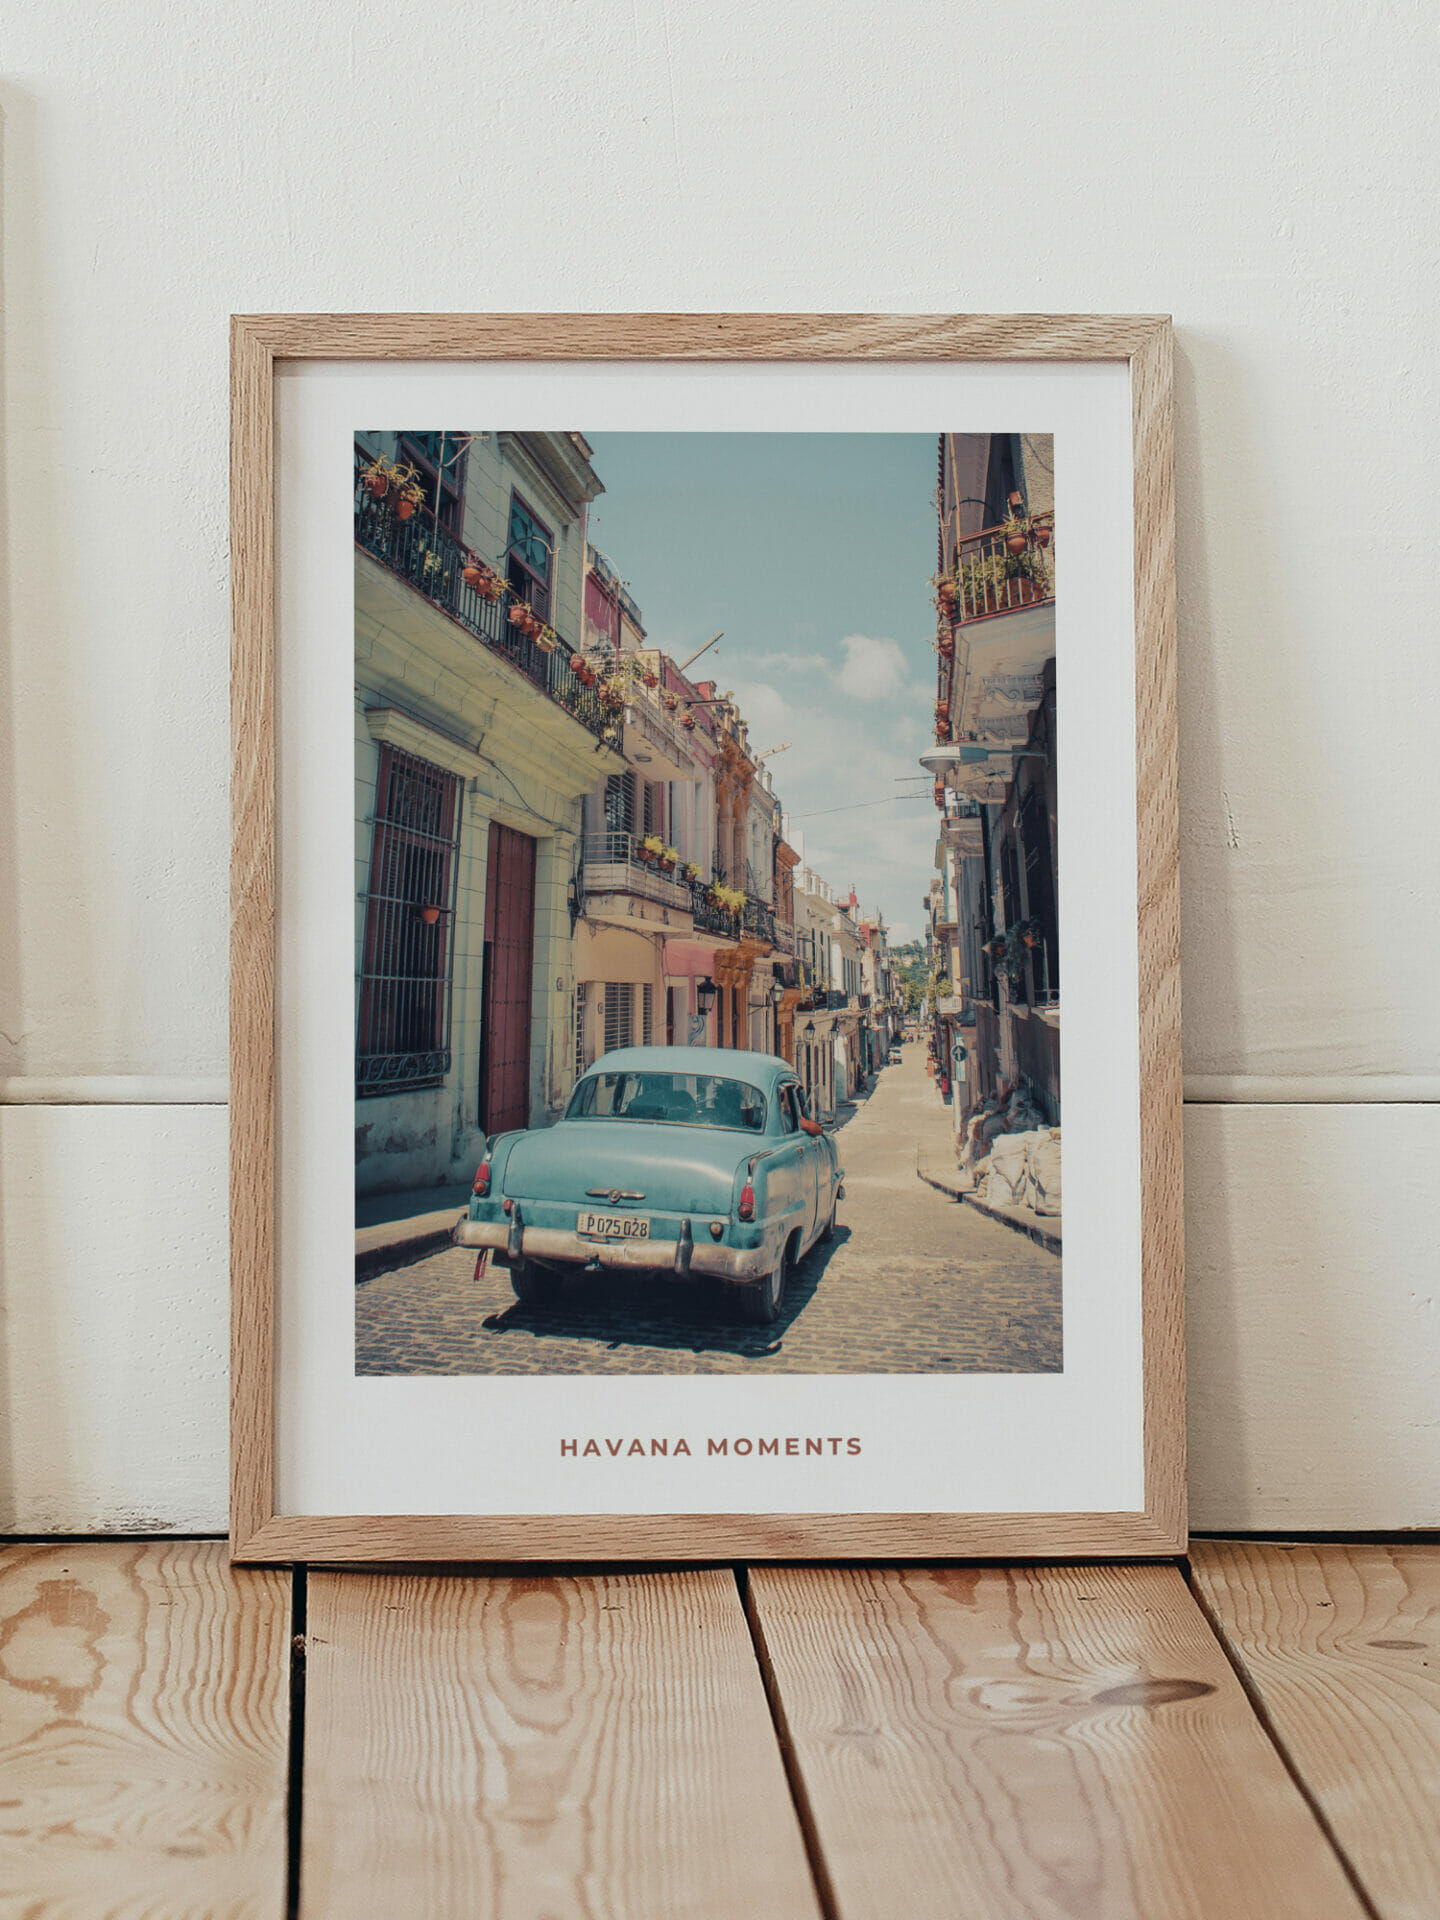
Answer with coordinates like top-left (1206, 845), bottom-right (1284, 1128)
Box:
top-left (642, 982), bottom-right (654, 1046)
top-left (506, 491), bottom-right (553, 621)
top-left (356, 745), bottom-right (463, 1096)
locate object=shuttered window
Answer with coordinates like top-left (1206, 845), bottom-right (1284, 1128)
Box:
top-left (602, 984), bottom-right (634, 1055)
top-left (642, 982), bottom-right (654, 1046)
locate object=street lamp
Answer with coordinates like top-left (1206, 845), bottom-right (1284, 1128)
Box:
top-left (768, 979), bottom-right (786, 1007)
top-left (696, 978), bottom-right (718, 1016)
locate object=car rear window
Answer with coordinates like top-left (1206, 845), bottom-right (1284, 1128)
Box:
top-left (567, 1071), bottom-right (767, 1131)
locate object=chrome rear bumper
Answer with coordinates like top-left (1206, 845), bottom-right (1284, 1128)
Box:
top-left (453, 1214), bottom-right (775, 1283)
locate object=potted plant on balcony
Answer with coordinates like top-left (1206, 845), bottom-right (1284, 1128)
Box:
top-left (642, 667), bottom-right (660, 690)
top-left (360, 459), bottom-right (391, 500)
top-left (570, 654), bottom-right (599, 687)
top-left (660, 844), bottom-right (680, 874)
top-left (533, 623), bottom-right (559, 653)
top-left (1001, 512), bottom-right (1032, 557)
top-left (933, 571), bottom-right (960, 619)
top-left (935, 627), bottom-right (955, 661)
top-left (683, 861), bottom-right (703, 884)
top-left (601, 676), bottom-right (627, 713)
top-left (641, 834), bottom-right (665, 867)
top-left (680, 706), bottom-right (697, 731)
top-left (662, 690), bottom-right (679, 713)
top-left (462, 558), bottom-right (505, 601)
top-left (508, 600), bottom-right (538, 636)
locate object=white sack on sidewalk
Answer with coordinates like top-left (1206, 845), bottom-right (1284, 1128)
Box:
top-left (982, 1131), bottom-right (1034, 1206)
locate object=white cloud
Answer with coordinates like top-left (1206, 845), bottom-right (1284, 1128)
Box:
top-left (837, 633), bottom-right (908, 701)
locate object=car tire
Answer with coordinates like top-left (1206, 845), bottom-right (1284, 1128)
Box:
top-left (509, 1259), bottom-right (560, 1309)
top-left (727, 1239), bottom-right (790, 1325)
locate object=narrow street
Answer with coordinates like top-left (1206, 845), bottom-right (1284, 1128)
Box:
top-left (356, 1048), bottom-right (1061, 1376)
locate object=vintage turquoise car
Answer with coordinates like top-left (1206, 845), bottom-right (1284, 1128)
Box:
top-left (453, 1046), bottom-right (844, 1323)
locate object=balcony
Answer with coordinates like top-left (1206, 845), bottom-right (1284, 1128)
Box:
top-left (688, 880), bottom-right (742, 940)
top-left (742, 898), bottom-right (777, 946)
top-left (949, 514), bottom-right (1055, 626)
top-left (580, 833), bottom-right (693, 917)
top-left (355, 451), bottom-right (610, 743)
top-left (771, 919), bottom-right (796, 955)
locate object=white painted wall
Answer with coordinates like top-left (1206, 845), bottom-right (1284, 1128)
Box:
top-left (1, 2), bottom-right (1436, 1532)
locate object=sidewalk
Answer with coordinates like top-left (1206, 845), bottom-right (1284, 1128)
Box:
top-left (355, 1183), bottom-right (472, 1277)
top-left (914, 1163), bottom-right (1062, 1258)
top-left (912, 1066), bottom-right (1063, 1257)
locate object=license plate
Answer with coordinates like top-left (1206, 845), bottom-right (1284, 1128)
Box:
top-left (577, 1211), bottom-right (651, 1240)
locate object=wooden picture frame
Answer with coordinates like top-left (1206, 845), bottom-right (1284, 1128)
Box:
top-left (231, 314), bottom-right (1182, 1562)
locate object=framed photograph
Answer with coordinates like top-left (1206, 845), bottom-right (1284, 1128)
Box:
top-left (231, 315), bottom-right (1182, 1562)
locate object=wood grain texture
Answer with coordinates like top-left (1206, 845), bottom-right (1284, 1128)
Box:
top-left (235, 312), bottom-right (1167, 362)
top-left (748, 1562), bottom-right (1366, 1920)
top-left (235, 1510), bottom-right (1183, 1565)
top-left (1130, 318), bottom-right (1187, 1552)
top-left (0, 1541), bottom-right (290, 1918)
top-left (1192, 1541), bottom-right (1440, 1920)
top-left (230, 316), bottom-right (277, 1557)
top-left (299, 1565), bottom-right (820, 1920)
top-left (232, 313), bottom-right (1184, 1559)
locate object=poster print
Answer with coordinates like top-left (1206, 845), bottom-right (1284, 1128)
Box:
top-left (232, 314), bottom-right (1182, 1563)
top-left (352, 429), bottom-right (1061, 1379)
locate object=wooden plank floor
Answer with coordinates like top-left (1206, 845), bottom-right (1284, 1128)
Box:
top-left (1, 1542), bottom-right (1437, 1918)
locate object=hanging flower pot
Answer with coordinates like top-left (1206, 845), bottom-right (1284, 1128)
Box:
top-left (418, 904), bottom-right (442, 926)
top-left (362, 465), bottom-right (390, 500)
top-left (935, 575), bottom-right (959, 617)
top-left (662, 691), bottom-right (679, 712)
top-left (1022, 928), bottom-right (1041, 950)
top-left (509, 602), bottom-right (534, 631)
top-left (1006, 531), bottom-right (1028, 556)
top-left (680, 708), bottom-right (697, 731)
top-left (533, 624), bottom-right (559, 653)
top-left (1033, 523), bottom-right (1052, 549)
top-left (643, 669), bottom-right (659, 689)
top-left (395, 497), bottom-right (415, 521)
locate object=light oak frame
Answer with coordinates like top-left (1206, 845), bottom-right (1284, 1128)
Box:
top-left (231, 314), bottom-right (1183, 1563)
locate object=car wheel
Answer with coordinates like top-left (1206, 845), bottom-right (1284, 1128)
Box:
top-left (727, 1240), bottom-right (790, 1325)
top-left (509, 1259), bottom-right (560, 1309)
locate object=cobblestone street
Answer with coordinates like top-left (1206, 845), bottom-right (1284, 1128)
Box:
top-left (356, 1048), bottom-right (1061, 1376)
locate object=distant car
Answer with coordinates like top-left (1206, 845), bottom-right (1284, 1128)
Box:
top-left (454, 1046), bottom-right (844, 1324)
top-left (887, 1040), bottom-right (903, 1062)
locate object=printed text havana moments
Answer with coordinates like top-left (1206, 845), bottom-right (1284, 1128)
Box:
top-left (561, 1436), bottom-right (862, 1458)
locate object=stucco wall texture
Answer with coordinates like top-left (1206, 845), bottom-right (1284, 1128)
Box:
top-left (1, 3), bottom-right (1436, 1530)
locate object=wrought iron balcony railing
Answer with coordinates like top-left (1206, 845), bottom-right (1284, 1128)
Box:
top-left (355, 450), bottom-right (611, 743)
top-left (945, 513), bottom-right (1055, 626)
top-left (742, 898), bottom-right (777, 945)
top-left (688, 881), bottom-right (742, 939)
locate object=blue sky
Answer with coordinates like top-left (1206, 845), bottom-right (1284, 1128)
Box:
top-left (584, 433), bottom-right (937, 943)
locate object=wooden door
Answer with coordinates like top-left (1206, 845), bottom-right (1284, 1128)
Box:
top-left (480, 822), bottom-right (537, 1137)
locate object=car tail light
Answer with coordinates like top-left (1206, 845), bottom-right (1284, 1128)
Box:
top-left (738, 1181), bottom-right (756, 1221)
top-left (473, 1160), bottom-right (491, 1196)
top-left (502, 1197), bottom-right (513, 1214)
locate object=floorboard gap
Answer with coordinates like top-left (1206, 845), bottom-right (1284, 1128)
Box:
top-left (1182, 1558), bottom-right (1384, 1920)
top-left (286, 1566), bottom-right (308, 1920)
top-left (734, 1564), bottom-right (841, 1920)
